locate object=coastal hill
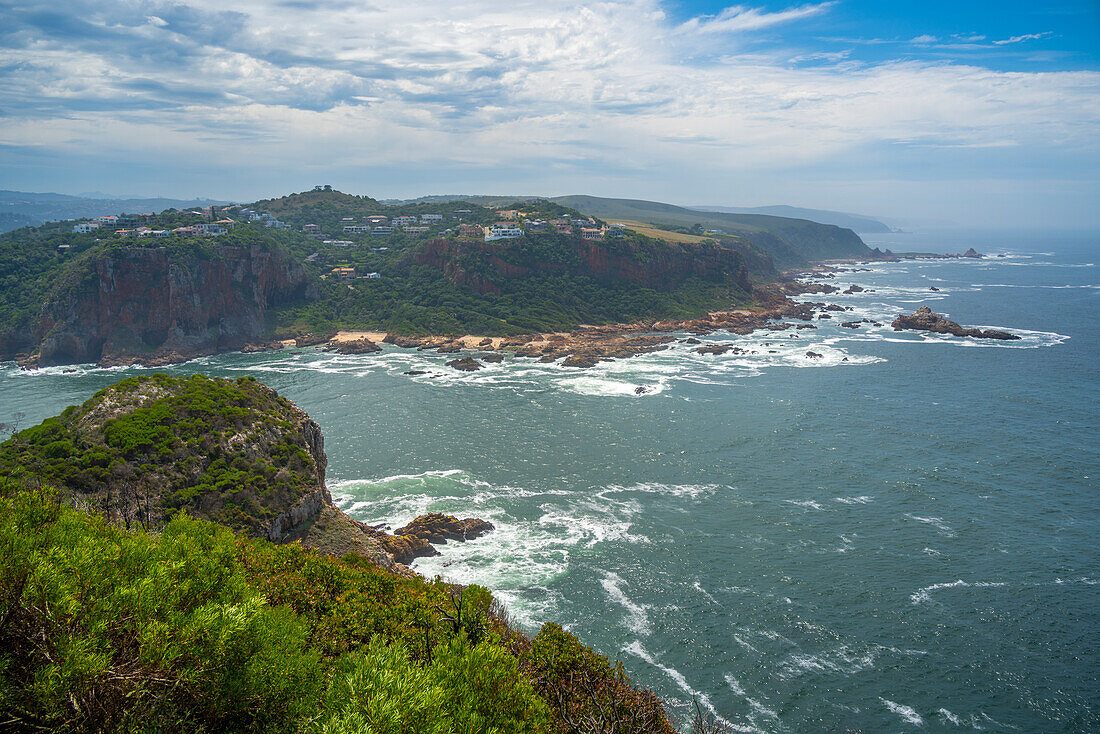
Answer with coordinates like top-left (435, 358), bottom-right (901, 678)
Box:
top-left (551, 195), bottom-right (872, 266)
top-left (0, 190), bottom-right (770, 367)
top-left (689, 204), bottom-right (893, 234)
top-left (0, 375), bottom-right (676, 732)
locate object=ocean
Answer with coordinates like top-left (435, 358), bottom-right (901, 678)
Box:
top-left (2, 229), bottom-right (1097, 731)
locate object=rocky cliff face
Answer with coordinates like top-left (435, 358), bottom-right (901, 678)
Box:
top-left (412, 237), bottom-right (751, 295)
top-left (0, 375), bottom-right (492, 573)
top-left (26, 243), bottom-right (315, 367)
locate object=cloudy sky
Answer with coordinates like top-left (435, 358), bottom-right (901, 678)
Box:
top-left (2, 0), bottom-right (1098, 227)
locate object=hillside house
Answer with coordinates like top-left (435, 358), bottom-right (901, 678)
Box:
top-left (330, 267), bottom-right (356, 282)
top-left (485, 225), bottom-right (524, 241)
top-left (420, 213), bottom-right (443, 223)
top-left (580, 228), bottom-right (604, 241)
top-left (343, 225), bottom-right (371, 233)
top-left (303, 224), bottom-right (321, 233)
top-left (72, 222), bottom-right (101, 233)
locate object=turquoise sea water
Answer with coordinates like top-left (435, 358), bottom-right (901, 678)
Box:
top-left (2, 230), bottom-right (1097, 731)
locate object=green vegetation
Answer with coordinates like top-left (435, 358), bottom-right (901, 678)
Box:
top-left (0, 375), bottom-right (321, 535)
top-left (0, 487), bottom-right (673, 733)
top-left (0, 190), bottom-right (769, 361)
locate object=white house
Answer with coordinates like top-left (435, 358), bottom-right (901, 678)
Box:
top-left (72, 222), bottom-right (101, 234)
top-left (420, 213), bottom-right (443, 223)
top-left (485, 225), bottom-right (524, 241)
top-left (343, 225), bottom-right (371, 234)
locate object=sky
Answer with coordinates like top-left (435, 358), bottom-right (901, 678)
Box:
top-left (1, 0), bottom-right (1098, 228)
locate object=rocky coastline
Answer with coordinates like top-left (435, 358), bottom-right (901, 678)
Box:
top-left (891, 306), bottom-right (1020, 340)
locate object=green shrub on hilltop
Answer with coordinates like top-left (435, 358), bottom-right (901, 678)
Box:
top-left (0, 489), bottom-right (672, 733)
top-left (0, 375), bottom-right (320, 535)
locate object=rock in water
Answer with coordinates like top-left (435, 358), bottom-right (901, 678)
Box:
top-left (326, 337), bottom-right (381, 354)
top-left (446, 356), bottom-right (482, 371)
top-left (891, 306), bottom-right (1019, 340)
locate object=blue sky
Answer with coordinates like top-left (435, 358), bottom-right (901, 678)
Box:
top-left (1, 0), bottom-right (1097, 227)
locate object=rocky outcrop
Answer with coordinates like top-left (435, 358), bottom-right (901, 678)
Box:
top-left (446, 356), bottom-right (482, 371)
top-left (19, 243), bottom-right (316, 368)
top-left (394, 513), bottom-right (495, 544)
top-left (891, 306), bottom-right (1020, 340)
top-left (325, 337), bottom-right (381, 354)
top-left (357, 513), bottom-right (496, 565)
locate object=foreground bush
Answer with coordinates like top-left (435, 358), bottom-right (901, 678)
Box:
top-left (0, 488), bottom-right (672, 733)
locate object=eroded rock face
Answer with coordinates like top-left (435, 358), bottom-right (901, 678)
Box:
top-left (892, 306), bottom-right (1020, 340)
top-left (23, 244), bottom-right (315, 368)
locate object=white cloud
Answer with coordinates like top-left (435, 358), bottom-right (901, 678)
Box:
top-left (0, 0), bottom-right (1097, 224)
top-left (994, 31), bottom-right (1054, 45)
top-left (909, 34), bottom-right (938, 44)
top-left (677, 2), bottom-right (835, 34)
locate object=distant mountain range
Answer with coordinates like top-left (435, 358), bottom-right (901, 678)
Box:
top-left (0, 190), bottom-right (231, 233)
top-left (689, 205), bottom-right (894, 234)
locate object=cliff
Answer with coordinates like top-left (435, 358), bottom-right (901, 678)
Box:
top-left (20, 242), bottom-right (316, 368)
top-left (0, 374), bottom-right (503, 572)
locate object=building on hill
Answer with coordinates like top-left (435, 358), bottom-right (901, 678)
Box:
top-left (392, 215), bottom-right (418, 226)
top-left (485, 224), bottom-right (524, 241)
top-left (371, 226), bottom-right (395, 235)
top-left (330, 267), bottom-right (356, 281)
top-left (403, 225), bottom-right (429, 234)
top-left (343, 225), bottom-right (371, 234)
top-left (366, 215), bottom-right (389, 225)
top-left (322, 240), bottom-right (354, 247)
top-left (72, 221), bottom-right (101, 233)
top-left (420, 213), bottom-right (443, 223)
top-left (303, 224), bottom-right (321, 234)
top-left (580, 227), bottom-right (604, 241)
top-left (495, 209), bottom-right (518, 220)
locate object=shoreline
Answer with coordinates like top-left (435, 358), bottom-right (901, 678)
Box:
top-left (11, 250), bottom-right (952, 371)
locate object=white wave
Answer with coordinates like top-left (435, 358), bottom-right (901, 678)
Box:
top-left (785, 499), bottom-right (826, 511)
top-left (937, 708), bottom-right (962, 726)
top-left (601, 572), bottom-right (651, 635)
top-left (625, 641), bottom-right (757, 733)
top-left (693, 581), bottom-right (718, 604)
top-left (881, 698), bottom-right (924, 727)
top-left (904, 514), bottom-right (956, 536)
top-left (724, 675), bottom-right (779, 720)
top-left (601, 482), bottom-right (720, 500)
top-left (910, 580), bottom-right (1008, 605)
top-left (834, 495), bottom-right (874, 504)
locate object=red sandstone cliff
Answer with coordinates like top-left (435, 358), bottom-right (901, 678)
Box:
top-left (23, 243), bottom-right (315, 367)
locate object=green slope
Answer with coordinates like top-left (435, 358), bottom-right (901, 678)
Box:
top-left (552, 195), bottom-right (871, 267)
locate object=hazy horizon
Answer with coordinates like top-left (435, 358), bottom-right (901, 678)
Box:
top-left (2, 1), bottom-right (1098, 229)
